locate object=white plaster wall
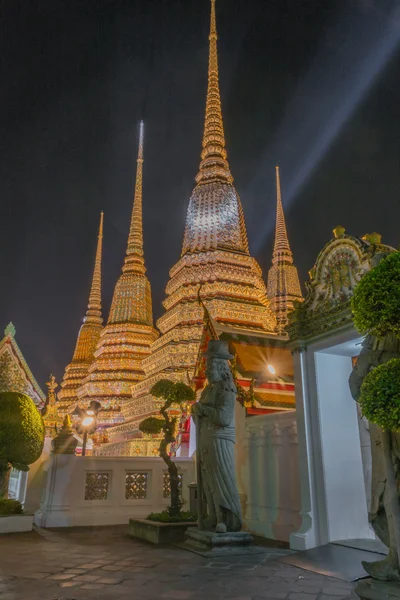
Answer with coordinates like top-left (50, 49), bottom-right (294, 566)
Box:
top-left (24, 437), bottom-right (53, 514)
top-left (314, 352), bottom-right (371, 543)
top-left (240, 411), bottom-right (301, 542)
top-left (34, 455), bottom-right (195, 528)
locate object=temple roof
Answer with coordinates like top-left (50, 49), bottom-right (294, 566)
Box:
top-left (0, 322), bottom-right (45, 406)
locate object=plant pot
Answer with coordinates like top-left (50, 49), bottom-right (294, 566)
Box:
top-left (129, 518), bottom-right (197, 544)
top-left (0, 514), bottom-right (34, 534)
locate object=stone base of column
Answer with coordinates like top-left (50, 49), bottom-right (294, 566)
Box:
top-left (355, 578), bottom-right (400, 600)
top-left (180, 528), bottom-right (264, 557)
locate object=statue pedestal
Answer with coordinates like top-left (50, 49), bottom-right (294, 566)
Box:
top-left (355, 578), bottom-right (400, 600)
top-left (182, 528), bottom-right (264, 557)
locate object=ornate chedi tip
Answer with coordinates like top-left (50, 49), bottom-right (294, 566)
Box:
top-left (267, 166), bottom-right (303, 333)
top-left (272, 166), bottom-right (293, 265)
top-left (182, 0), bottom-right (248, 255)
top-left (57, 212), bottom-right (104, 412)
top-left (72, 211), bottom-right (104, 359)
top-left (196, 0), bottom-right (232, 185)
top-left (108, 121), bottom-right (153, 325)
top-left (83, 211), bottom-right (104, 328)
top-left (77, 121), bottom-right (158, 417)
top-left (123, 120), bottom-right (145, 274)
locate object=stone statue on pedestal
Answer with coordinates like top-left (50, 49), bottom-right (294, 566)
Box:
top-left (349, 334), bottom-right (400, 583)
top-left (191, 340), bottom-right (242, 533)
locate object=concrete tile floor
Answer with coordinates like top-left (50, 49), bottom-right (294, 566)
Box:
top-left (0, 526), bottom-right (358, 600)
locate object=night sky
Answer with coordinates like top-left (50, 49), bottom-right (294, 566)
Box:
top-left (1, 0), bottom-right (400, 389)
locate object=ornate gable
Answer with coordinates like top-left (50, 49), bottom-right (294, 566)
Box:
top-left (287, 228), bottom-right (396, 341)
top-left (0, 323), bottom-right (45, 407)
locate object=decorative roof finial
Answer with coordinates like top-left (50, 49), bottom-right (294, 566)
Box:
top-left (196, 0), bottom-right (232, 185)
top-left (46, 374), bottom-right (58, 396)
top-left (333, 225), bottom-right (345, 239)
top-left (4, 322), bottom-right (15, 338)
top-left (123, 121), bottom-right (146, 273)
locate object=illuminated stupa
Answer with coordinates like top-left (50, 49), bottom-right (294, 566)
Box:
top-left (77, 122), bottom-right (158, 421)
top-left (57, 212), bottom-right (104, 414)
top-left (267, 166), bottom-right (303, 332)
top-left (105, 0), bottom-right (277, 448)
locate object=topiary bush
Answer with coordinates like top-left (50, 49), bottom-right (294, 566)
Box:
top-left (351, 252), bottom-right (400, 338)
top-left (147, 510), bottom-right (197, 523)
top-left (0, 392), bottom-right (45, 497)
top-left (0, 498), bottom-right (23, 516)
top-left (140, 379), bottom-right (195, 519)
top-left (359, 358), bottom-right (400, 432)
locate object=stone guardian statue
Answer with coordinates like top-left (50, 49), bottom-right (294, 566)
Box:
top-left (191, 340), bottom-right (242, 533)
top-left (349, 333), bottom-right (400, 582)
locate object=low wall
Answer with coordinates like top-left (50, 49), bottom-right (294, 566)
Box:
top-left (34, 455), bottom-right (195, 528)
top-left (240, 410), bottom-right (301, 542)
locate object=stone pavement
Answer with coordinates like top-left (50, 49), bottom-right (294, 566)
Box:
top-left (0, 526), bottom-right (358, 600)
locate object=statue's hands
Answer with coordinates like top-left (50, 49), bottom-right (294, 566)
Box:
top-left (191, 402), bottom-right (202, 417)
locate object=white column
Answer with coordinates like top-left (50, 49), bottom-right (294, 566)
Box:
top-left (290, 348), bottom-right (320, 550)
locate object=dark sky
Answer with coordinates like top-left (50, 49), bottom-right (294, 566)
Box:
top-left (1, 0), bottom-right (400, 389)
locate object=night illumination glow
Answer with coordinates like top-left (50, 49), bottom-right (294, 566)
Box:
top-left (267, 364), bottom-right (276, 375)
top-left (253, 3), bottom-right (400, 251)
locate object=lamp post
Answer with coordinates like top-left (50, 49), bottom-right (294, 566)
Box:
top-left (74, 401), bottom-right (101, 456)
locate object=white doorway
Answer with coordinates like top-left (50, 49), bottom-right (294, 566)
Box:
top-left (290, 328), bottom-right (375, 550)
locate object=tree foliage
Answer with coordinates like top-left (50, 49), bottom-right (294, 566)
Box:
top-left (0, 392), bottom-right (45, 470)
top-left (139, 416), bottom-right (165, 435)
top-left (144, 380), bottom-right (195, 519)
top-left (359, 358), bottom-right (400, 432)
top-left (351, 252), bottom-right (400, 338)
top-left (0, 392), bottom-right (45, 497)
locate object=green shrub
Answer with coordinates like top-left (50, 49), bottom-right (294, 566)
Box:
top-left (351, 252), bottom-right (400, 338)
top-left (0, 498), bottom-right (23, 516)
top-left (139, 416), bottom-right (165, 435)
top-left (359, 358), bottom-right (400, 431)
top-left (0, 392), bottom-right (45, 496)
top-left (147, 510), bottom-right (197, 523)
top-left (140, 380), bottom-right (196, 519)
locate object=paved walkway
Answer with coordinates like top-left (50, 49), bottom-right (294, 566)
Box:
top-left (0, 526), bottom-right (358, 600)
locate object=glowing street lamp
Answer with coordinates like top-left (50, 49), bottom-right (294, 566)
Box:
top-left (267, 364), bottom-right (276, 376)
top-left (74, 402), bottom-right (101, 456)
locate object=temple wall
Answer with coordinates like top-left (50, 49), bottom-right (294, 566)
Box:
top-left (237, 410), bottom-right (301, 542)
top-left (33, 455), bottom-right (195, 528)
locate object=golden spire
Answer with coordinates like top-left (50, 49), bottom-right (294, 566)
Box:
top-left (267, 166), bottom-right (303, 333)
top-left (57, 213), bottom-right (104, 412)
top-left (196, 0), bottom-right (232, 185)
top-left (123, 120), bottom-right (145, 274)
top-left (83, 211), bottom-right (104, 326)
top-left (272, 166), bottom-right (292, 265)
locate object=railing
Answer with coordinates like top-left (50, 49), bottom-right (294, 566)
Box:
top-left (34, 455), bottom-right (195, 528)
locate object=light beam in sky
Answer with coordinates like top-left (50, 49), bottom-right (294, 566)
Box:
top-left (251, 1), bottom-right (400, 252)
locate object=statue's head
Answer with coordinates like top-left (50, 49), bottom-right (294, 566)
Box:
top-left (203, 340), bottom-right (234, 385)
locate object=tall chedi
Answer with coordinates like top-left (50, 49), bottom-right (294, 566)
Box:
top-left (108, 0), bottom-right (277, 445)
top-left (78, 122), bottom-right (158, 418)
top-left (267, 166), bottom-right (303, 332)
top-left (57, 212), bottom-right (104, 414)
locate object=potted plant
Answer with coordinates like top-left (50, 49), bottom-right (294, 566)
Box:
top-left (350, 251), bottom-right (400, 588)
top-left (0, 392), bottom-right (45, 533)
top-left (129, 379), bottom-right (197, 544)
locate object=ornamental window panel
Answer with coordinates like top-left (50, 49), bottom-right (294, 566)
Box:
top-left (163, 472), bottom-right (182, 499)
top-left (85, 472), bottom-right (109, 500)
top-left (125, 472), bottom-right (148, 500)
